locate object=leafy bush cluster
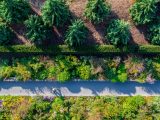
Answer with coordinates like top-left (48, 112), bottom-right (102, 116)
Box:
top-left (129, 0), bottom-right (160, 45)
top-left (25, 15), bottom-right (52, 45)
top-left (148, 19), bottom-right (160, 45)
top-left (65, 20), bottom-right (88, 47)
top-left (0, 0), bottom-right (31, 24)
top-left (84, 0), bottom-right (111, 24)
top-left (0, 56), bottom-right (92, 82)
top-left (0, 55), bottom-right (160, 83)
top-left (105, 20), bottom-right (131, 46)
top-left (41, 0), bottom-right (70, 27)
top-left (0, 0), bottom-right (134, 47)
top-left (1, 96), bottom-right (160, 119)
top-left (129, 0), bottom-right (158, 25)
top-left (0, 22), bottom-right (13, 45)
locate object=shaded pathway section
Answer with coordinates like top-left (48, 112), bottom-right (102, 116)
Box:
top-left (0, 81), bottom-right (160, 96)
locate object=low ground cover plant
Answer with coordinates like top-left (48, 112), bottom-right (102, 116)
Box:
top-left (0, 96), bottom-right (160, 119)
top-left (0, 55), bottom-right (159, 83)
top-left (84, 0), bottom-right (111, 24)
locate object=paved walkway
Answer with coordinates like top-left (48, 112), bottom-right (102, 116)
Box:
top-left (0, 81), bottom-right (160, 96)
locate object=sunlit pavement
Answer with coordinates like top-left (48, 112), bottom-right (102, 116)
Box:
top-left (0, 81), bottom-right (160, 96)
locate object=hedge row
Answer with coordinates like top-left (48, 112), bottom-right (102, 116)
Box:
top-left (0, 45), bottom-right (159, 54)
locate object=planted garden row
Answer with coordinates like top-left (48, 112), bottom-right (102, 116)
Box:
top-left (0, 55), bottom-right (160, 83)
top-left (1, 96), bottom-right (160, 119)
top-left (0, 0), bottom-right (159, 47)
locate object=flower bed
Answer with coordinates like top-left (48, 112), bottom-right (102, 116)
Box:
top-left (0, 55), bottom-right (160, 83)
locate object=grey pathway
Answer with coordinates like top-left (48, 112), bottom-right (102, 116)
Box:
top-left (0, 81), bottom-right (160, 96)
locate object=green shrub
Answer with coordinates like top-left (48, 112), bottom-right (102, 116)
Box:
top-left (14, 64), bottom-right (31, 81)
top-left (148, 22), bottom-right (160, 45)
top-left (84, 0), bottom-right (111, 24)
top-left (129, 0), bottom-right (158, 25)
top-left (24, 100), bottom-right (51, 120)
top-left (105, 20), bottom-right (130, 47)
top-left (117, 64), bottom-right (128, 82)
top-left (57, 71), bottom-right (71, 82)
top-left (41, 0), bottom-right (70, 27)
top-left (65, 20), bottom-right (88, 47)
top-left (0, 22), bottom-right (13, 45)
top-left (25, 15), bottom-right (52, 45)
top-left (77, 65), bottom-right (91, 80)
top-left (0, 0), bottom-right (31, 24)
top-left (122, 96), bottom-right (145, 119)
top-left (0, 66), bottom-right (15, 80)
top-left (150, 97), bottom-right (160, 113)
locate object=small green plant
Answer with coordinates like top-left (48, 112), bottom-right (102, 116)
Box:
top-left (25, 15), bottom-right (52, 45)
top-left (0, 0), bottom-right (31, 24)
top-left (77, 65), bottom-right (91, 80)
top-left (0, 22), bottom-right (13, 45)
top-left (148, 22), bottom-right (160, 45)
top-left (84, 0), bottom-right (111, 24)
top-left (65, 20), bottom-right (88, 47)
top-left (41, 0), bottom-right (70, 27)
top-left (122, 96), bottom-right (145, 119)
top-left (57, 71), bottom-right (71, 82)
top-left (105, 20), bottom-right (130, 46)
top-left (129, 0), bottom-right (158, 25)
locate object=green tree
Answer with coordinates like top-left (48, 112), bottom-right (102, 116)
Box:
top-left (25, 15), bottom-right (52, 45)
top-left (84, 0), bottom-right (111, 24)
top-left (65, 20), bottom-right (88, 47)
top-left (129, 0), bottom-right (158, 25)
top-left (0, 0), bottom-right (31, 24)
top-left (41, 0), bottom-right (70, 27)
top-left (0, 22), bottom-right (13, 45)
top-left (148, 19), bottom-right (160, 45)
top-left (105, 19), bottom-right (131, 47)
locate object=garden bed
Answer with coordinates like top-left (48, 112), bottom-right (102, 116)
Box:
top-left (0, 55), bottom-right (160, 83)
top-left (0, 96), bottom-right (160, 119)
top-left (0, 0), bottom-right (159, 47)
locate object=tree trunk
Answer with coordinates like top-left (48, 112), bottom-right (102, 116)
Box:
top-left (53, 26), bottom-right (62, 37)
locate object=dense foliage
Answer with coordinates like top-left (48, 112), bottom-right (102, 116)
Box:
top-left (105, 20), bottom-right (131, 46)
top-left (0, 0), bottom-right (31, 24)
top-left (148, 21), bottom-right (160, 45)
top-left (84, 0), bottom-right (111, 24)
top-left (65, 20), bottom-right (88, 47)
top-left (25, 15), bottom-right (52, 45)
top-left (129, 0), bottom-right (158, 25)
top-left (41, 0), bottom-right (70, 27)
top-left (0, 55), bottom-right (159, 83)
top-left (0, 22), bottom-right (13, 45)
top-left (1, 96), bottom-right (160, 119)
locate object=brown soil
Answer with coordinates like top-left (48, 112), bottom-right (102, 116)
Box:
top-left (12, 0), bottom-right (149, 45)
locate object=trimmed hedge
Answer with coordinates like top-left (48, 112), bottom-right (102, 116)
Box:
top-left (139, 45), bottom-right (160, 53)
top-left (0, 45), bottom-right (159, 54)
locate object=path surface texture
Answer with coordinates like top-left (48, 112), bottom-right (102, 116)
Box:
top-left (0, 81), bottom-right (160, 96)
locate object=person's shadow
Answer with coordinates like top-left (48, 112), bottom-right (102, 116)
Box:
top-left (52, 89), bottom-right (62, 96)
